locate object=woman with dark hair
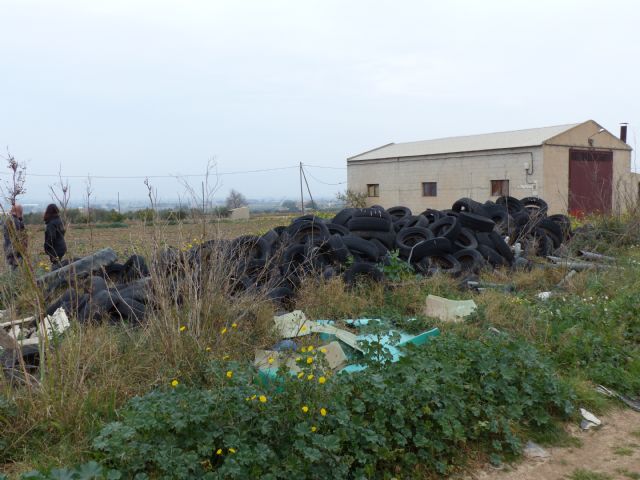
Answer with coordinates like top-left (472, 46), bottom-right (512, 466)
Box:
top-left (44, 204), bottom-right (67, 265)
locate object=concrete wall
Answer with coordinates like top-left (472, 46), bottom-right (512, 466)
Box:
top-left (347, 147), bottom-right (544, 213)
top-left (229, 206), bottom-right (250, 220)
top-left (542, 121), bottom-right (634, 214)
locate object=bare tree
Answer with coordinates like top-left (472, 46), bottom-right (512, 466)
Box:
top-left (225, 189), bottom-right (248, 210)
top-left (49, 165), bottom-right (71, 228)
top-left (2, 148), bottom-right (26, 206)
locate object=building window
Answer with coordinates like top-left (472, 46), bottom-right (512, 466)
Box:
top-left (422, 182), bottom-right (437, 197)
top-left (491, 179), bottom-right (509, 196)
top-left (367, 184), bottom-right (379, 197)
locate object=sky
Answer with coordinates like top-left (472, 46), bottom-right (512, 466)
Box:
top-left (1, 0), bottom-right (639, 207)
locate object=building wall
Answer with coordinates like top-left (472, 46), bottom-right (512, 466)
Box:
top-left (347, 147), bottom-right (544, 213)
top-left (542, 121), bottom-right (634, 214)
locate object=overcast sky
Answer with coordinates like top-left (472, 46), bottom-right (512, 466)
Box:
top-left (1, 0), bottom-right (639, 206)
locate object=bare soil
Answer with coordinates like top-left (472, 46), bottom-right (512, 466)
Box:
top-left (469, 409), bottom-right (640, 480)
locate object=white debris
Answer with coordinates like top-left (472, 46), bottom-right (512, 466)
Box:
top-left (580, 408), bottom-right (602, 430)
top-left (537, 291), bottom-right (552, 301)
top-left (523, 441), bottom-right (551, 459)
top-left (424, 295), bottom-right (477, 323)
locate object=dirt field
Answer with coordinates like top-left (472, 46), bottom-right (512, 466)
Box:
top-left (469, 409), bottom-right (640, 480)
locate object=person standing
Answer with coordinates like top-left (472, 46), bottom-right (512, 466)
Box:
top-left (44, 204), bottom-right (67, 266)
top-left (3, 203), bottom-right (27, 270)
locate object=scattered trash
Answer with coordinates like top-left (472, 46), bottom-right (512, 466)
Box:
top-left (577, 250), bottom-right (615, 263)
top-left (595, 384), bottom-right (640, 412)
top-left (523, 441), bottom-right (551, 459)
top-left (537, 291), bottom-right (553, 301)
top-left (274, 310), bottom-right (361, 351)
top-left (579, 408), bottom-right (602, 430)
top-left (556, 269), bottom-right (577, 288)
top-left (424, 294), bottom-right (477, 323)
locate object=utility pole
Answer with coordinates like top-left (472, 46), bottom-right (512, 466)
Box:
top-left (299, 162), bottom-right (305, 215)
top-left (300, 164), bottom-right (315, 211)
top-left (117, 192), bottom-right (121, 214)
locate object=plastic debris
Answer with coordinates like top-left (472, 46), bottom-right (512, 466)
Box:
top-left (523, 441), bottom-right (551, 459)
top-left (537, 291), bottom-right (552, 301)
top-left (595, 384), bottom-right (640, 412)
top-left (424, 295), bottom-right (477, 323)
top-left (580, 408), bottom-right (602, 430)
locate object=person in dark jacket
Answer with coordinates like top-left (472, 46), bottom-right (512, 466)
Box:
top-left (3, 203), bottom-right (27, 270)
top-left (44, 204), bottom-right (67, 265)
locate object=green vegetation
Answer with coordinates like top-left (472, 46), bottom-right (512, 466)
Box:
top-left (1, 213), bottom-right (640, 478)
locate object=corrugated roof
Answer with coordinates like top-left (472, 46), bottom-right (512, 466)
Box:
top-left (348, 123), bottom-right (581, 161)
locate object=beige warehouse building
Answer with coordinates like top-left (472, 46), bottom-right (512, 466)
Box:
top-left (347, 120), bottom-right (638, 216)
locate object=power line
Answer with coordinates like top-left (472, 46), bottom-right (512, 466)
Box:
top-left (304, 169), bottom-right (346, 186)
top-left (304, 164), bottom-right (347, 170)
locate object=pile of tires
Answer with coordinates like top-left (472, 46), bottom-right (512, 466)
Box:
top-left (46, 195), bottom-right (571, 320)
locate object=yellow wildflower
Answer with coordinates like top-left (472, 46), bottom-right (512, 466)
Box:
top-left (318, 376), bottom-right (326, 384)
top-left (301, 347), bottom-right (307, 353)
top-left (171, 379), bottom-right (179, 388)
top-left (228, 448), bottom-right (236, 454)
top-left (295, 357), bottom-right (302, 362)
top-left (306, 357), bottom-right (313, 365)
top-left (221, 327), bottom-right (227, 335)
top-left (311, 425), bottom-right (317, 432)
top-left (251, 394), bottom-right (257, 400)
top-left (223, 355), bottom-right (230, 360)
top-left (231, 323), bottom-right (238, 329)
top-left (301, 405), bottom-right (309, 413)
top-left (259, 395), bottom-right (267, 403)
top-left (320, 408), bottom-right (327, 416)
top-left (205, 347), bottom-right (211, 352)
top-left (216, 448), bottom-right (223, 455)
top-left (268, 357), bottom-right (275, 364)
top-left (297, 372), bottom-right (304, 379)
top-left (307, 345), bottom-right (314, 352)
top-left (226, 370), bottom-right (233, 379)
top-left (307, 374), bottom-right (314, 381)
top-left (179, 325), bottom-right (186, 332)
top-left (320, 348), bottom-right (327, 354)
top-left (300, 325), bottom-right (307, 332)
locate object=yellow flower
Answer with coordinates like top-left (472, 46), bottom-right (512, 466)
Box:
top-left (300, 325), bottom-right (307, 332)
top-left (228, 448), bottom-right (236, 454)
top-left (297, 372), bottom-right (304, 379)
top-left (302, 405), bottom-right (309, 413)
top-left (231, 323), bottom-right (238, 328)
top-left (205, 347), bottom-right (211, 352)
top-left (320, 408), bottom-right (327, 416)
top-left (221, 327), bottom-right (227, 335)
top-left (301, 347), bottom-right (307, 353)
top-left (267, 357), bottom-right (275, 364)
top-left (245, 397), bottom-right (250, 401)
top-left (223, 355), bottom-right (230, 360)
top-left (320, 348), bottom-right (327, 354)
top-left (251, 394), bottom-right (257, 400)
top-left (259, 395), bottom-right (267, 403)
top-left (295, 357), bottom-right (302, 362)
top-left (307, 374), bottom-right (314, 381)
top-left (307, 345), bottom-right (314, 352)
top-left (179, 325), bottom-right (186, 332)
top-left (318, 376), bottom-right (326, 384)
top-left (311, 425), bottom-right (317, 432)
top-left (216, 448), bottom-right (223, 455)
top-left (171, 379), bottom-right (179, 388)
top-left (226, 370), bottom-right (233, 379)
top-left (306, 357), bottom-right (313, 365)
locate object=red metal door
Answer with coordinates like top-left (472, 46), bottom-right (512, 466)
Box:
top-left (568, 149), bottom-right (613, 216)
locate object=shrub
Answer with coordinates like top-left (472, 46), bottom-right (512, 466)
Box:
top-left (91, 334), bottom-right (573, 479)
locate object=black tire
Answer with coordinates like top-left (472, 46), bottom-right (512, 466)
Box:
top-left (369, 238), bottom-right (389, 258)
top-left (386, 206), bottom-right (412, 222)
top-left (548, 214), bottom-right (572, 240)
top-left (476, 232), bottom-right (494, 248)
top-left (496, 196), bottom-right (524, 213)
top-left (452, 197), bottom-right (485, 214)
top-left (122, 255), bottom-right (150, 282)
top-left (396, 226), bottom-right (434, 258)
top-left (232, 235), bottom-right (270, 261)
top-left (343, 262), bottom-right (384, 285)
top-left (453, 228), bottom-right (478, 251)
top-left (325, 223), bottom-right (350, 236)
top-left (331, 208), bottom-right (356, 226)
top-left (282, 243), bottom-right (307, 266)
top-left (285, 219), bottom-right (330, 244)
top-left (260, 229), bottom-right (280, 247)
top-left (411, 237), bottom-right (453, 262)
top-left (489, 231), bottom-right (514, 264)
top-left (420, 209), bottom-right (442, 224)
top-left (346, 216), bottom-right (393, 232)
top-left (538, 218), bottom-right (563, 248)
top-left (112, 296), bottom-right (146, 324)
top-left (327, 234), bottom-right (350, 263)
top-left (343, 235), bottom-right (380, 261)
top-left (267, 286), bottom-right (294, 303)
top-left (484, 205), bottom-right (509, 225)
top-left (352, 208), bottom-right (391, 220)
top-left (349, 230), bottom-right (396, 249)
top-left (453, 248), bottom-right (486, 272)
top-left (428, 216), bottom-right (461, 242)
top-left (425, 254), bottom-right (462, 276)
top-left (458, 212), bottom-right (496, 233)
top-left (520, 196), bottom-right (548, 217)
top-left (477, 244), bottom-right (507, 267)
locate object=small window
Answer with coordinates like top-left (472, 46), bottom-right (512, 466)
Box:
top-left (422, 182), bottom-right (437, 197)
top-left (367, 184), bottom-right (379, 197)
top-left (491, 179), bottom-right (509, 196)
